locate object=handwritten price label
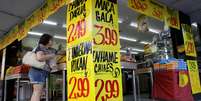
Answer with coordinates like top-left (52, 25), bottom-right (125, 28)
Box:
top-left (95, 79), bottom-right (120, 101)
top-left (93, 24), bottom-right (118, 46)
top-left (68, 77), bottom-right (90, 99)
top-left (130, 0), bottom-right (148, 12)
top-left (68, 19), bottom-right (86, 43)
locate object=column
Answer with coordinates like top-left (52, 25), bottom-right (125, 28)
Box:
top-left (66, 0), bottom-right (123, 101)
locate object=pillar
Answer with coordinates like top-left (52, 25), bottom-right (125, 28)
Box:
top-left (66, 0), bottom-right (123, 101)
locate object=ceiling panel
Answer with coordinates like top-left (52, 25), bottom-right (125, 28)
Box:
top-left (0, 0), bottom-right (45, 18)
top-left (0, 12), bottom-right (21, 31)
top-left (29, 0), bottom-right (164, 52)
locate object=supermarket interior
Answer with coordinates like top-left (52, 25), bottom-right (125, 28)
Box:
top-left (0, 0), bottom-right (201, 101)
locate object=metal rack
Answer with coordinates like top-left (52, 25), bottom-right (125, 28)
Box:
top-left (121, 62), bottom-right (153, 101)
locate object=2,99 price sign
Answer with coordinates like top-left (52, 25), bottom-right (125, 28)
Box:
top-left (68, 77), bottom-right (90, 99)
top-left (95, 79), bottom-right (120, 101)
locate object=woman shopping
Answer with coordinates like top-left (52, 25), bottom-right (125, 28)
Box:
top-left (28, 34), bottom-right (56, 101)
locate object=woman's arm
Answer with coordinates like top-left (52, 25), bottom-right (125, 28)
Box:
top-left (36, 51), bottom-right (55, 61)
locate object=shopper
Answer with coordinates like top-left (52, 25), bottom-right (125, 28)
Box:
top-left (28, 34), bottom-right (56, 101)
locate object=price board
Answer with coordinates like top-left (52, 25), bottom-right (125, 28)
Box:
top-left (181, 24), bottom-right (197, 57)
top-left (187, 60), bottom-right (201, 94)
top-left (165, 7), bottom-right (180, 30)
top-left (128, 0), bottom-right (151, 16)
top-left (67, 0), bottom-right (122, 101)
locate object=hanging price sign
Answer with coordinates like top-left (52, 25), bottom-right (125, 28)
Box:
top-left (187, 60), bottom-right (201, 94)
top-left (182, 24), bottom-right (197, 57)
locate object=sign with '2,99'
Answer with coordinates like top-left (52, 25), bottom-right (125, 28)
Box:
top-left (67, 0), bottom-right (122, 101)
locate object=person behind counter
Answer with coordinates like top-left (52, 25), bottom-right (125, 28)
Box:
top-left (28, 34), bottom-right (64, 101)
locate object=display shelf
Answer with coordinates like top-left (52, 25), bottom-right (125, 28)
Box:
top-left (5, 74), bottom-right (28, 80)
top-left (121, 62), bottom-right (137, 69)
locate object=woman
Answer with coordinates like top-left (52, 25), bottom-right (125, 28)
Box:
top-left (28, 34), bottom-right (56, 101)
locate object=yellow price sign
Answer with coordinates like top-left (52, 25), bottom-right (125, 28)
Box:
top-left (182, 24), bottom-right (197, 57)
top-left (128, 0), bottom-right (150, 16)
top-left (187, 60), bottom-right (201, 94)
top-left (67, 0), bottom-right (122, 101)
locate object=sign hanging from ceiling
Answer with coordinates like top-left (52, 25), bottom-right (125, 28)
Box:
top-left (128, 0), bottom-right (180, 30)
top-left (181, 24), bottom-right (197, 57)
top-left (187, 60), bottom-right (201, 94)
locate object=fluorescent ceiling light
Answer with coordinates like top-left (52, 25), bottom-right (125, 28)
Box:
top-left (149, 28), bottom-right (160, 34)
top-left (28, 31), bottom-right (43, 36)
top-left (192, 22), bottom-right (197, 27)
top-left (130, 22), bottom-right (137, 27)
top-left (54, 35), bottom-right (66, 40)
top-left (120, 50), bottom-right (138, 54)
top-left (62, 24), bottom-right (66, 28)
top-left (140, 41), bottom-right (151, 45)
top-left (130, 48), bottom-right (144, 52)
top-left (118, 18), bottom-right (123, 23)
top-left (120, 36), bottom-right (137, 42)
top-left (43, 20), bottom-right (57, 26)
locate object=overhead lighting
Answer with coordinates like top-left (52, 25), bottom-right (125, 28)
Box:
top-left (120, 36), bottom-right (137, 42)
top-left (130, 22), bottom-right (137, 27)
top-left (140, 41), bottom-right (151, 45)
top-left (54, 35), bottom-right (66, 40)
top-left (130, 48), bottom-right (144, 52)
top-left (149, 28), bottom-right (160, 34)
top-left (43, 20), bottom-right (57, 26)
top-left (62, 24), bottom-right (66, 28)
top-left (120, 50), bottom-right (138, 54)
top-left (192, 22), bottom-right (197, 27)
top-left (28, 31), bottom-right (43, 36)
top-left (118, 18), bottom-right (123, 23)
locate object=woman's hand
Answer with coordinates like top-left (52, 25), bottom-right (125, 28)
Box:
top-left (36, 51), bottom-right (55, 61)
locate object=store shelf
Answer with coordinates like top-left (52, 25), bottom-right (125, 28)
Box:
top-left (121, 62), bottom-right (137, 69)
top-left (5, 74), bottom-right (28, 80)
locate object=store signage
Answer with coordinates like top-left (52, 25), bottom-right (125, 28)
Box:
top-left (149, 0), bottom-right (165, 21)
top-left (128, 0), bottom-right (150, 16)
top-left (187, 60), bottom-right (201, 94)
top-left (128, 0), bottom-right (180, 29)
top-left (179, 71), bottom-right (189, 87)
top-left (181, 24), bottom-right (197, 57)
top-left (165, 7), bottom-right (180, 30)
top-left (67, 0), bottom-right (122, 101)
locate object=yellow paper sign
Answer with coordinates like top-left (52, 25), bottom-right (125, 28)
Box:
top-left (128, 0), bottom-right (151, 16)
top-left (149, 0), bottom-right (165, 21)
top-left (182, 24), bottom-right (197, 57)
top-left (165, 7), bottom-right (180, 30)
top-left (67, 0), bottom-right (122, 101)
top-left (187, 60), bottom-right (201, 94)
top-left (179, 71), bottom-right (189, 87)
top-left (18, 21), bottom-right (29, 41)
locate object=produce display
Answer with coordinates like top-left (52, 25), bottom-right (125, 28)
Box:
top-left (6, 65), bottom-right (30, 76)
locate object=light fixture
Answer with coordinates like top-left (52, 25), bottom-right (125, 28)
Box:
top-left (118, 18), bottom-right (123, 23)
top-left (130, 48), bottom-right (144, 52)
top-left (120, 36), bottom-right (137, 42)
top-left (28, 31), bottom-right (43, 36)
top-left (130, 22), bottom-right (137, 27)
top-left (54, 35), bottom-right (66, 40)
top-left (43, 20), bottom-right (57, 26)
top-left (192, 22), bottom-right (197, 27)
top-left (62, 24), bottom-right (66, 28)
top-left (149, 28), bottom-right (160, 34)
top-left (140, 41), bottom-right (151, 45)
top-left (120, 50), bottom-right (138, 54)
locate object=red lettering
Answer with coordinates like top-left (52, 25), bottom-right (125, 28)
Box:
top-left (68, 77), bottom-right (90, 99)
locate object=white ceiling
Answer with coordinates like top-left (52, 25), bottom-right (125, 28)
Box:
top-left (1, 0), bottom-right (201, 53)
top-left (157, 0), bottom-right (201, 23)
top-left (29, 0), bottom-right (164, 52)
top-left (0, 0), bottom-right (45, 37)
